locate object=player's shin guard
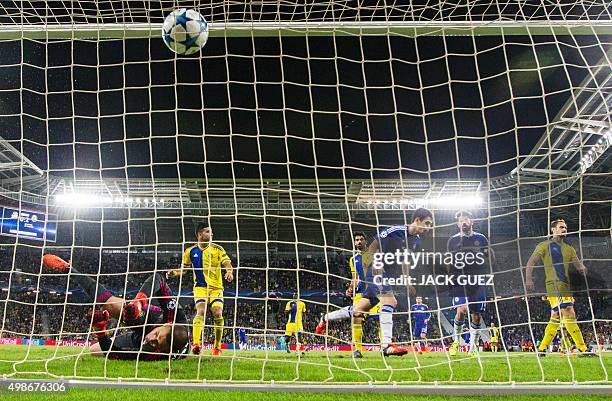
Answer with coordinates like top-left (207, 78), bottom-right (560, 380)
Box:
top-left (192, 315), bottom-right (204, 346)
top-left (352, 322), bottom-right (363, 352)
top-left (214, 317), bottom-right (224, 349)
top-left (538, 317), bottom-right (560, 351)
top-left (380, 305), bottom-right (394, 348)
top-left (453, 319), bottom-right (464, 343)
top-left (563, 318), bottom-right (587, 352)
top-left (326, 306), bottom-right (352, 322)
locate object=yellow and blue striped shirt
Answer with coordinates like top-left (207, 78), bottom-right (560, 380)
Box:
top-left (349, 251), bottom-right (373, 294)
top-left (533, 240), bottom-right (578, 296)
top-left (182, 243), bottom-right (230, 290)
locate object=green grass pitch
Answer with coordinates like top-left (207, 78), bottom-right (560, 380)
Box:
top-left (0, 345), bottom-right (610, 384)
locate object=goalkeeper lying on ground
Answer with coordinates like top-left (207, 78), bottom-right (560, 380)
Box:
top-left (43, 254), bottom-right (190, 360)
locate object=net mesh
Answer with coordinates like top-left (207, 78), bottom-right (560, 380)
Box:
top-left (0, 0), bottom-right (610, 386)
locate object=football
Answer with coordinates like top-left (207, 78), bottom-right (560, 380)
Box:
top-left (162, 8), bottom-right (209, 55)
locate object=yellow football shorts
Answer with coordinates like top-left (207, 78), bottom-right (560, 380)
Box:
top-left (193, 286), bottom-right (224, 309)
top-left (285, 323), bottom-right (303, 337)
top-left (353, 292), bottom-right (381, 317)
top-left (548, 296), bottom-right (575, 311)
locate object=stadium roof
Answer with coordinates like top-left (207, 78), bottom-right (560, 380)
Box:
top-left (489, 53), bottom-right (612, 208)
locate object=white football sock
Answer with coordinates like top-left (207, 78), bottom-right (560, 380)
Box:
top-left (380, 304), bottom-right (394, 348)
top-left (453, 319), bottom-right (464, 343)
top-left (469, 322), bottom-right (480, 351)
top-left (324, 306), bottom-right (352, 322)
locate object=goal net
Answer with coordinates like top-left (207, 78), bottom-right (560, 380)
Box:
top-left (0, 0), bottom-right (610, 389)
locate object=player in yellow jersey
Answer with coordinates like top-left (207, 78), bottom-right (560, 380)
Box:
top-left (315, 231), bottom-right (381, 358)
top-left (525, 219), bottom-right (592, 356)
top-left (168, 221), bottom-right (234, 356)
top-left (489, 322), bottom-right (500, 353)
top-left (284, 294), bottom-right (306, 353)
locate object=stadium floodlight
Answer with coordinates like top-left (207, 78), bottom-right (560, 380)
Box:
top-left (407, 194), bottom-right (483, 209)
top-left (579, 131), bottom-right (610, 172)
top-left (433, 195), bottom-right (483, 208)
top-left (54, 193), bottom-right (99, 207)
top-left (361, 194), bottom-right (484, 209)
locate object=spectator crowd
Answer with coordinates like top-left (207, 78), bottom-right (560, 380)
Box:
top-left (0, 245), bottom-right (610, 351)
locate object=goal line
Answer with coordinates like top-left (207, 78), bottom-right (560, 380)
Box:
top-left (2, 379), bottom-right (611, 395)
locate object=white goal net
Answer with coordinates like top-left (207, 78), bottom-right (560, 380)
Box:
top-left (0, 0), bottom-right (610, 389)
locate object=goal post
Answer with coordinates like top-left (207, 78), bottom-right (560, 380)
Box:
top-left (1, 21), bottom-right (612, 40)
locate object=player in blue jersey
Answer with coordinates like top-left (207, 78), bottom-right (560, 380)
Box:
top-left (353, 207), bottom-right (434, 357)
top-left (315, 232), bottom-right (381, 358)
top-left (447, 210), bottom-right (493, 356)
top-left (238, 327), bottom-right (247, 350)
top-left (410, 296), bottom-right (431, 354)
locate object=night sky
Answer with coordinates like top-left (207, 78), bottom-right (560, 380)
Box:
top-left (0, 33), bottom-right (605, 182)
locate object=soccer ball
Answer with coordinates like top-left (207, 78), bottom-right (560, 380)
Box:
top-left (162, 8), bottom-right (209, 55)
